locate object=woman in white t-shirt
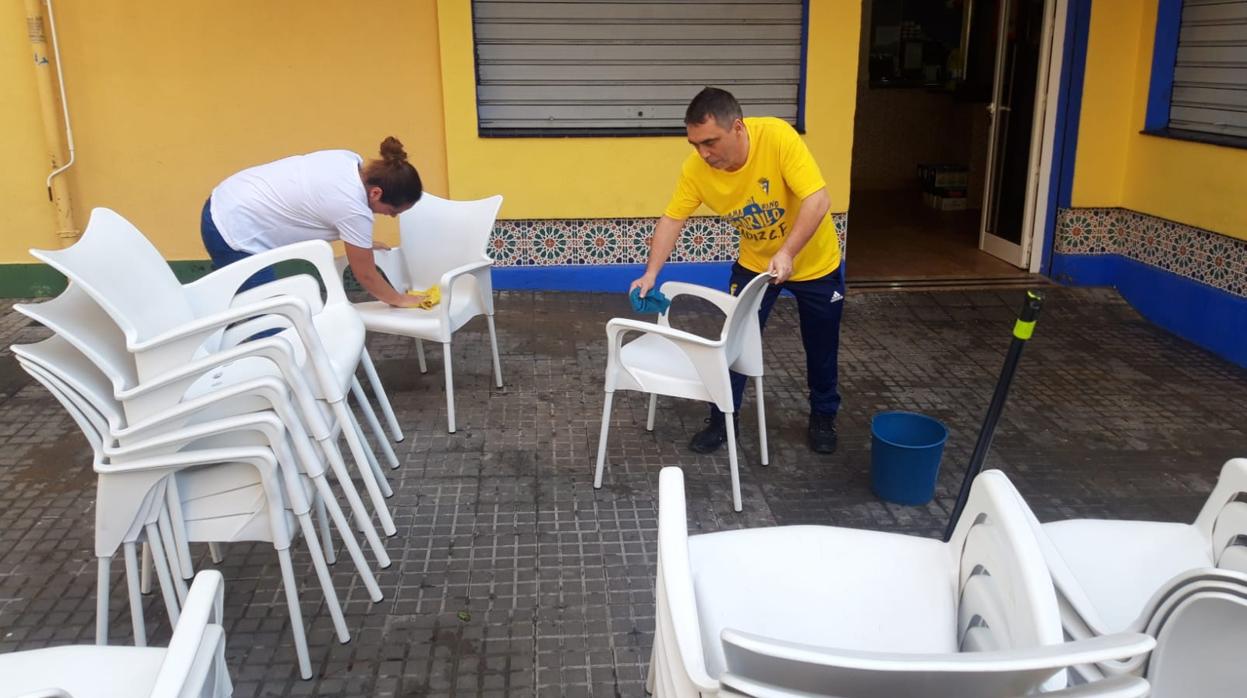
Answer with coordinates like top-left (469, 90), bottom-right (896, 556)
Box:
top-left (201, 136), bottom-right (426, 307)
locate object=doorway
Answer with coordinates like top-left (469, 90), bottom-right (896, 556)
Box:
top-left (847, 0), bottom-right (1056, 283)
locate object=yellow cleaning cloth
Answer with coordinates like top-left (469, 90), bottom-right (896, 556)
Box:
top-left (405, 285), bottom-right (441, 309)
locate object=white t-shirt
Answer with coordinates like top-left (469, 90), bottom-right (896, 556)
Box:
top-left (210, 149), bottom-right (374, 253)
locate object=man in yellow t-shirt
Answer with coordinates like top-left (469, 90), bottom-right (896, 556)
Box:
top-left (630, 87), bottom-right (845, 455)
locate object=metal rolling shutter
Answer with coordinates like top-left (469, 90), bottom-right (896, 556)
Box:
top-left (472, 0), bottom-right (806, 135)
top-left (1169, 0), bottom-right (1247, 138)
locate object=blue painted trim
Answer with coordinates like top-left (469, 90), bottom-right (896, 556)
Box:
top-left (1144, 0), bottom-right (1184, 131)
top-left (493, 262), bottom-right (734, 292)
top-left (1041, 0), bottom-right (1093, 276)
top-left (796, 0), bottom-right (810, 133)
top-left (1051, 253), bottom-right (1247, 367)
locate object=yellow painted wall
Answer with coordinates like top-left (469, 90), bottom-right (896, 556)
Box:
top-left (1, 0), bottom-right (448, 263)
top-left (436, 0), bottom-right (860, 218)
top-left (1073, 0), bottom-right (1247, 240)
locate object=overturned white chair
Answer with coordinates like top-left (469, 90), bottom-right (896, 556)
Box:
top-left (649, 467), bottom-right (1155, 697)
top-left (1015, 457), bottom-right (1247, 694)
top-left (595, 273), bottom-right (772, 512)
top-left (342, 193), bottom-right (505, 433)
top-left (0, 570), bottom-right (232, 698)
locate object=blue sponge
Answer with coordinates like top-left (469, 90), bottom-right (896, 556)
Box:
top-left (629, 287), bottom-right (671, 315)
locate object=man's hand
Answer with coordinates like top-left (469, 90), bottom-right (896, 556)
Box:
top-left (372, 241), bottom-right (393, 251)
top-left (629, 272), bottom-right (658, 298)
top-left (768, 249), bottom-right (794, 284)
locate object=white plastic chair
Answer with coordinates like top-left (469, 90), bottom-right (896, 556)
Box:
top-left (15, 349), bottom-right (348, 680)
top-left (29, 208), bottom-right (401, 535)
top-left (1010, 457), bottom-right (1247, 692)
top-left (1144, 590), bottom-right (1247, 698)
top-left (342, 193), bottom-right (505, 433)
top-left (14, 284), bottom-right (394, 566)
top-left (0, 570), bottom-right (232, 698)
top-left (648, 467), bottom-right (1155, 697)
top-left (595, 273), bottom-right (772, 512)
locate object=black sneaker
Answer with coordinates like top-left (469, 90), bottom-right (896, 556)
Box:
top-left (689, 414), bottom-right (734, 454)
top-left (808, 413), bottom-right (838, 454)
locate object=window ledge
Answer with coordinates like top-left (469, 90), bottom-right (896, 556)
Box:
top-left (1141, 127), bottom-right (1247, 151)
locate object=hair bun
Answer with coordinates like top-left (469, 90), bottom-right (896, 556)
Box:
top-left (379, 136), bottom-right (407, 163)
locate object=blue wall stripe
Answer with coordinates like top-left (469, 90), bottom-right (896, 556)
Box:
top-left (796, 0), bottom-right (810, 133)
top-left (493, 262), bottom-right (733, 293)
top-left (1144, 0), bottom-right (1184, 131)
top-left (1052, 253), bottom-right (1247, 367)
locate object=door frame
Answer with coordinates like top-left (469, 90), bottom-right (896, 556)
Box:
top-left (978, 0), bottom-right (1066, 271)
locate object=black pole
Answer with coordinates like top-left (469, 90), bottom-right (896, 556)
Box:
top-left (942, 290), bottom-right (1045, 542)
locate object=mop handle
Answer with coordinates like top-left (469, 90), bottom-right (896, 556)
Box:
top-left (942, 290), bottom-right (1045, 542)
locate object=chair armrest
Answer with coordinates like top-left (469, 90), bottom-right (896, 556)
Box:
top-left (150, 570), bottom-right (228, 697)
top-left (229, 274), bottom-right (325, 314)
top-left (720, 628), bottom-right (1155, 673)
top-left (658, 281), bottom-right (737, 316)
top-left (605, 317), bottom-right (719, 350)
top-left (431, 257), bottom-right (494, 321)
top-left (654, 468), bottom-right (718, 691)
top-left (184, 239), bottom-right (347, 310)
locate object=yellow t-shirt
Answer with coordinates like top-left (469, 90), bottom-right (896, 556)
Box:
top-left (664, 117), bottom-right (840, 281)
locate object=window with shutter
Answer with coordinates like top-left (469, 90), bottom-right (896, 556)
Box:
top-left (472, 0), bottom-right (808, 136)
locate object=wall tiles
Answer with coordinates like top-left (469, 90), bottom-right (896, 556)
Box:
top-left (1056, 207), bottom-right (1247, 298)
top-left (490, 213), bottom-right (849, 268)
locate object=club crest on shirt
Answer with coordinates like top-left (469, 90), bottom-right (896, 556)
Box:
top-left (758, 177), bottom-right (770, 195)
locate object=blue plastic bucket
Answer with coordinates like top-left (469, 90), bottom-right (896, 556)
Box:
top-left (871, 411), bottom-right (949, 506)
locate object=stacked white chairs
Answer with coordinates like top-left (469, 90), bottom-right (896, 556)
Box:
top-left (649, 467), bottom-right (1156, 697)
top-left (1014, 457), bottom-right (1247, 695)
top-left (13, 207), bottom-right (407, 679)
top-left (341, 193), bottom-right (505, 433)
top-left (0, 570), bottom-right (232, 698)
top-left (595, 273), bottom-right (772, 512)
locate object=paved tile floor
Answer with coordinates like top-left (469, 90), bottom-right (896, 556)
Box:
top-left (0, 287), bottom-right (1245, 696)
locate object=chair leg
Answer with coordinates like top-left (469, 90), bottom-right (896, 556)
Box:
top-left (96, 556), bottom-right (111, 645)
top-left (594, 391), bottom-right (615, 489)
top-left (296, 512), bottom-right (350, 644)
top-left (123, 543), bottom-right (147, 646)
top-left (208, 542), bottom-right (224, 564)
top-left (317, 435), bottom-right (391, 567)
top-left (726, 412), bottom-right (742, 512)
top-left (315, 492), bottom-right (336, 565)
top-left (157, 506), bottom-right (189, 605)
top-left (333, 400), bottom-right (397, 536)
top-left (443, 342), bottom-right (456, 433)
top-left (415, 338), bottom-right (428, 374)
top-left (349, 407), bottom-right (393, 497)
top-left (276, 548), bottom-right (313, 680)
top-left (646, 393), bottom-right (658, 432)
top-left (312, 475), bottom-right (383, 602)
top-left (164, 481), bottom-right (194, 579)
top-left (351, 377), bottom-right (400, 469)
top-left (140, 542), bottom-right (152, 594)
top-left (755, 376), bottom-right (769, 467)
top-left (145, 522), bottom-right (181, 626)
top-left (487, 314), bottom-right (504, 388)
top-left (359, 348), bottom-right (404, 442)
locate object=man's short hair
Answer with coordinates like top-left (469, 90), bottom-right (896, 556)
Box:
top-left (685, 87), bottom-right (744, 128)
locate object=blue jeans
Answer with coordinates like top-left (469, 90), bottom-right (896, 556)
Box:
top-left (200, 197), bottom-right (276, 292)
top-left (712, 261), bottom-right (845, 419)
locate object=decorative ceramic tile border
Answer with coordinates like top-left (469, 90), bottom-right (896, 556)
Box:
top-left (1055, 207), bottom-right (1247, 298)
top-left (488, 214), bottom-right (849, 267)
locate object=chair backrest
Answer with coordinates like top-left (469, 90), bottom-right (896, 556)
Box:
top-left (397, 193), bottom-right (502, 289)
top-left (720, 272), bottom-right (773, 367)
top-left (1193, 458), bottom-right (1247, 572)
top-left (15, 282), bottom-right (140, 391)
top-left (1146, 590), bottom-right (1247, 698)
top-left (29, 208), bottom-right (197, 345)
